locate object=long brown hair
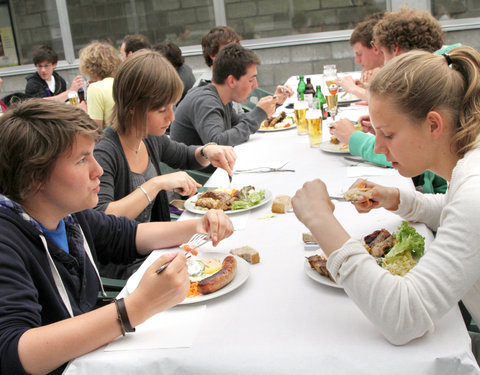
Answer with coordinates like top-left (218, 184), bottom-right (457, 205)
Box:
top-left (112, 49), bottom-right (183, 137)
top-left (369, 46), bottom-right (480, 157)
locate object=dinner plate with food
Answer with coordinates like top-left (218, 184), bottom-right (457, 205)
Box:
top-left (126, 251), bottom-right (250, 304)
top-left (184, 186), bottom-right (273, 214)
top-left (258, 111), bottom-right (296, 132)
top-left (304, 221), bottom-right (425, 288)
top-left (304, 253), bottom-right (342, 289)
top-left (338, 92), bottom-right (361, 105)
top-left (319, 138), bottom-right (350, 154)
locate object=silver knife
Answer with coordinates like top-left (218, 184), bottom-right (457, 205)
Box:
top-left (344, 156), bottom-right (390, 168)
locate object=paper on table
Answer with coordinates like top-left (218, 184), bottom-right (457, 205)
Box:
top-left (104, 305), bottom-right (206, 351)
top-left (347, 166), bottom-right (397, 177)
top-left (229, 212), bottom-right (250, 230)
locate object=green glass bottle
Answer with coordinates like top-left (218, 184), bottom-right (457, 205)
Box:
top-left (297, 75), bottom-right (306, 101)
top-left (314, 85), bottom-right (328, 120)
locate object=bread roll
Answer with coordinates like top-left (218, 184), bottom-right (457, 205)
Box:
top-left (230, 246), bottom-right (260, 264)
top-left (271, 195), bottom-right (292, 213)
top-left (302, 232), bottom-right (318, 244)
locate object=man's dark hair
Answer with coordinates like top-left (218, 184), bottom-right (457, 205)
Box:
top-left (32, 45), bottom-right (58, 65)
top-left (212, 43), bottom-right (260, 84)
top-left (153, 40), bottom-right (184, 70)
top-left (350, 12), bottom-right (385, 47)
top-left (201, 26), bottom-right (241, 67)
top-left (123, 34), bottom-right (151, 55)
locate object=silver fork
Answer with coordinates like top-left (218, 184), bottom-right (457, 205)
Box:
top-left (234, 162), bottom-right (295, 174)
top-left (156, 233), bottom-right (211, 274)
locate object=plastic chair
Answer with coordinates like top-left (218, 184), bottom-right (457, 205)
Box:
top-left (97, 277), bottom-right (127, 306)
top-left (241, 88), bottom-right (272, 112)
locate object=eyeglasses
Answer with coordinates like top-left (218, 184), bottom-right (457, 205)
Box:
top-left (36, 63), bottom-right (53, 69)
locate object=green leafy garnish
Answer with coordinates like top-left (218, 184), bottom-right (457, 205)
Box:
top-left (385, 221), bottom-right (425, 260)
top-left (231, 188), bottom-right (266, 210)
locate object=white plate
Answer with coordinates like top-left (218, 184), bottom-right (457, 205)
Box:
top-left (338, 92), bottom-right (361, 104)
top-left (304, 258), bottom-right (343, 289)
top-left (184, 189), bottom-right (273, 215)
top-left (319, 141), bottom-right (350, 154)
top-left (126, 252), bottom-right (250, 304)
top-left (258, 123), bottom-right (297, 132)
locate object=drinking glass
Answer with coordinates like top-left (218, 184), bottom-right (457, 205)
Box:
top-left (306, 110), bottom-right (322, 148)
top-left (68, 91), bottom-right (79, 106)
top-left (294, 101), bottom-right (309, 135)
top-left (323, 64), bottom-right (337, 93)
top-left (326, 94), bottom-right (338, 121)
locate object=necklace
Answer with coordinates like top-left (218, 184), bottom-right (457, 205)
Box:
top-left (121, 137), bottom-right (142, 154)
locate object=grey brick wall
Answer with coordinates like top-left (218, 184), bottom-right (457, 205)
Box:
top-left (1, 28), bottom-right (478, 99)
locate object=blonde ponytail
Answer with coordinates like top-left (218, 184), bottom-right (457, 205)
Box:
top-left (369, 46), bottom-right (480, 156)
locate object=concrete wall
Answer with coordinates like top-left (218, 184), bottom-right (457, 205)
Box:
top-left (1, 28), bottom-right (478, 99)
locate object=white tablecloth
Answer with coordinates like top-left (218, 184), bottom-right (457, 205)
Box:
top-left (65, 89), bottom-right (480, 375)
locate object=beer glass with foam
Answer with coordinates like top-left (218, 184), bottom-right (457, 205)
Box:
top-left (68, 91), bottom-right (79, 106)
top-left (294, 101), bottom-right (308, 135)
top-left (306, 110), bottom-right (322, 148)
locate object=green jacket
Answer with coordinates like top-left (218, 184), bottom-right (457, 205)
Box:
top-left (349, 131), bottom-right (447, 194)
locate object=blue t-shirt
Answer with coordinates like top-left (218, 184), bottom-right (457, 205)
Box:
top-left (39, 219), bottom-right (70, 253)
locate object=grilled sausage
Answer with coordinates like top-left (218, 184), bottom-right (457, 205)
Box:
top-left (198, 256), bottom-right (237, 294)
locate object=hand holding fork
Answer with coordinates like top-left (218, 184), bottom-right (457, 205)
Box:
top-left (156, 233), bottom-right (211, 274)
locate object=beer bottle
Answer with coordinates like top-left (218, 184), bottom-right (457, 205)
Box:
top-left (297, 75), bottom-right (306, 101)
top-left (78, 88), bottom-right (85, 103)
top-left (314, 85), bottom-right (328, 120)
top-left (304, 78), bottom-right (315, 107)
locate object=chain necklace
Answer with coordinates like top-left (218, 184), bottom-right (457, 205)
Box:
top-left (121, 136), bottom-right (142, 154)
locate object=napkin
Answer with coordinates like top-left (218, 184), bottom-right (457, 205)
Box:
top-left (347, 166), bottom-right (397, 177)
top-left (104, 305), bottom-right (206, 351)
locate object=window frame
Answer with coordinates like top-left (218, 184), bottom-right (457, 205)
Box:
top-left (1, 0), bottom-right (480, 75)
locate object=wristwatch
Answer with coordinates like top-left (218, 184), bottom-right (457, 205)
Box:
top-left (200, 142), bottom-right (217, 160)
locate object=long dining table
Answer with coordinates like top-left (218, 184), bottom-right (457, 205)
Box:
top-left (65, 76), bottom-right (480, 375)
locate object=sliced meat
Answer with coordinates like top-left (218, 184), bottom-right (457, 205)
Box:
top-left (195, 190), bottom-right (235, 210)
top-left (307, 255), bottom-right (334, 282)
top-left (269, 111), bottom-right (286, 127)
top-left (364, 229), bottom-right (394, 257)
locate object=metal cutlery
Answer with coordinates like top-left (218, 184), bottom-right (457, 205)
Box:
top-left (329, 195), bottom-right (358, 203)
top-left (343, 156), bottom-right (390, 169)
top-left (234, 162), bottom-right (295, 174)
top-left (156, 233), bottom-right (211, 274)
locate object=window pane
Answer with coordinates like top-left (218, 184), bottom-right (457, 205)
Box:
top-left (225, 0), bottom-right (387, 39)
top-left (7, 0), bottom-right (63, 65)
top-left (432, 0), bottom-right (479, 19)
top-left (66, 0), bottom-right (216, 55)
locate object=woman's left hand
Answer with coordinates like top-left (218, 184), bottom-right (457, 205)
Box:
top-left (197, 209), bottom-right (234, 246)
top-left (204, 145), bottom-right (237, 175)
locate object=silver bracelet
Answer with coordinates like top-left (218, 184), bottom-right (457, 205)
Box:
top-left (139, 186), bottom-right (152, 204)
top-left (200, 142), bottom-right (217, 160)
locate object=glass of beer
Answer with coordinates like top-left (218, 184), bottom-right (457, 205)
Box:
top-left (323, 64), bottom-right (337, 92)
top-left (68, 91), bottom-right (79, 106)
top-left (306, 110), bottom-right (322, 148)
top-left (294, 101), bottom-right (308, 135)
top-left (326, 94), bottom-right (338, 121)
